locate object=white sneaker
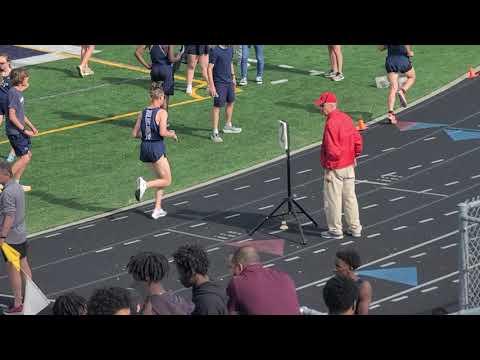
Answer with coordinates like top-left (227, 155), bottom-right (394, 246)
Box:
top-left (239, 78), bottom-right (248, 86)
top-left (255, 76), bottom-right (263, 84)
top-left (186, 84), bottom-right (193, 96)
top-left (223, 124), bottom-right (242, 134)
top-left (332, 72), bottom-right (345, 82)
top-left (21, 185), bottom-right (32, 192)
top-left (135, 177), bottom-right (147, 201)
top-left (152, 208), bottom-right (167, 219)
top-left (210, 133), bottom-right (223, 143)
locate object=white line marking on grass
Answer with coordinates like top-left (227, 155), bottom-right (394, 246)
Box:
top-left (95, 247), bottom-right (113, 253)
top-left (45, 232), bottom-right (61, 238)
top-left (124, 240), bottom-right (141, 246)
top-left (269, 229), bottom-right (284, 234)
top-left (271, 79), bottom-right (288, 85)
top-left (369, 304), bottom-right (381, 310)
top-left (154, 232), bottom-right (170, 237)
top-left (393, 226), bottom-right (408, 231)
top-left (234, 185), bottom-right (250, 190)
top-left (111, 216), bottom-right (128, 222)
top-left (294, 196), bottom-right (308, 201)
top-left (389, 196), bottom-right (406, 202)
top-left (419, 218), bottom-right (435, 224)
top-left (381, 147), bottom-right (396, 152)
top-left (362, 204), bottom-right (378, 209)
top-left (380, 261), bottom-right (396, 267)
top-left (431, 159), bottom-right (444, 164)
top-left (173, 201), bottom-right (189, 206)
top-left (421, 286), bottom-right (438, 293)
top-left (381, 172), bottom-right (397, 177)
top-left (264, 177), bottom-right (280, 183)
top-left (297, 169), bottom-right (312, 174)
top-left (444, 210), bottom-right (459, 216)
top-left (341, 241), bottom-right (354, 246)
top-left (471, 174), bottom-right (480, 179)
top-left (206, 247), bottom-right (220, 253)
top-left (263, 263), bottom-right (275, 268)
top-left (441, 243), bottom-right (457, 249)
top-left (78, 224), bottom-right (95, 230)
top-left (408, 165), bottom-right (423, 170)
top-left (444, 181), bottom-right (460, 186)
top-left (190, 222), bottom-right (207, 228)
top-left (314, 248), bottom-right (327, 254)
top-left (423, 137), bottom-right (436, 141)
top-left (367, 233), bottom-right (381, 238)
top-left (258, 205), bottom-right (274, 210)
top-left (285, 256), bottom-right (300, 262)
top-left (204, 193), bottom-right (219, 198)
top-left (357, 154), bottom-right (369, 159)
top-left (225, 213), bottom-right (241, 219)
top-left (278, 64), bottom-right (294, 69)
top-left (391, 296), bottom-right (409, 302)
top-left (410, 252), bottom-right (427, 259)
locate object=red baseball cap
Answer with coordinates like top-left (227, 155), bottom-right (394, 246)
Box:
top-left (313, 92), bottom-right (337, 106)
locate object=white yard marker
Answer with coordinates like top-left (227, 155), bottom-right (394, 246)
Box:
top-left (382, 147), bottom-right (396, 152)
top-left (294, 196), bottom-right (308, 201)
top-left (408, 165), bottom-right (423, 170)
top-left (301, 221), bottom-right (313, 226)
top-left (471, 174), bottom-right (480, 179)
top-left (423, 137), bottom-right (436, 141)
top-left (393, 226), bottom-right (408, 231)
top-left (271, 79), bottom-right (288, 85)
top-left (381, 172), bottom-right (397, 177)
top-left (357, 154), bottom-right (369, 159)
top-left (444, 181), bottom-right (459, 186)
top-left (78, 224), bottom-right (95, 230)
top-left (452, 279), bottom-right (460, 283)
top-left (369, 304), bottom-right (381, 310)
top-left (315, 282), bottom-right (327, 287)
top-left (95, 247), bottom-right (113, 253)
top-left (269, 229), bottom-right (284, 235)
top-left (264, 177), bottom-right (280, 183)
top-left (380, 261), bottom-right (396, 268)
top-left (367, 233), bottom-right (381, 238)
top-left (441, 243), bottom-right (457, 250)
top-left (234, 185), bottom-right (251, 190)
top-left (341, 241), bottom-right (354, 246)
top-left (225, 213), bottom-right (241, 219)
top-left (285, 256), bottom-right (300, 262)
top-left (111, 216), bottom-right (128, 222)
top-left (314, 248), bottom-right (327, 254)
top-left (258, 205), bottom-right (274, 210)
top-left (391, 295), bottom-right (408, 302)
top-left (154, 232), bottom-right (170, 237)
top-left (362, 204), bottom-right (379, 209)
top-left (419, 218), bottom-right (435, 224)
top-left (297, 169), bottom-right (312, 174)
top-left (444, 210), bottom-right (459, 216)
top-left (389, 196), bottom-right (406, 202)
top-left (263, 263), bottom-right (275, 268)
top-left (173, 201), bottom-right (189, 206)
top-left (410, 252), bottom-right (427, 259)
top-left (206, 247), bottom-right (220, 253)
top-left (204, 193), bottom-right (219, 198)
top-left (190, 222), bottom-right (207, 228)
top-left (124, 240), bottom-right (142, 246)
top-left (421, 286), bottom-right (438, 293)
top-left (431, 159), bottom-right (444, 164)
top-left (45, 232), bottom-right (61, 238)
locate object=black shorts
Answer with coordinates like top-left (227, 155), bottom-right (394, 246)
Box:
top-left (8, 133), bottom-right (31, 157)
top-left (1, 241), bottom-right (28, 262)
top-left (385, 56), bottom-right (413, 74)
top-left (213, 82), bottom-right (235, 108)
top-left (150, 64), bottom-right (175, 96)
top-left (140, 141), bottom-right (166, 163)
top-left (185, 45), bottom-right (209, 56)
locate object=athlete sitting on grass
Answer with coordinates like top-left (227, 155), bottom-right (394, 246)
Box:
top-left (132, 86), bottom-right (178, 220)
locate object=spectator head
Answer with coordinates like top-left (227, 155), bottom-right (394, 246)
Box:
top-left (0, 161), bottom-right (13, 185)
top-left (127, 251), bottom-right (169, 284)
top-left (0, 53), bottom-right (11, 72)
top-left (335, 249), bottom-right (361, 278)
top-left (323, 275), bottom-right (359, 315)
top-left (52, 292), bottom-right (87, 315)
top-left (10, 67), bottom-right (29, 88)
top-left (230, 246), bottom-right (261, 276)
top-left (172, 244), bottom-right (210, 288)
top-left (313, 91), bottom-right (337, 115)
top-left (87, 287), bottom-right (132, 315)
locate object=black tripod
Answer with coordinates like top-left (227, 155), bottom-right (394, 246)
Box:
top-left (248, 122), bottom-right (318, 245)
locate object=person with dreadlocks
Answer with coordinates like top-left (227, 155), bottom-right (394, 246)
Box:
top-left (127, 251), bottom-right (193, 315)
top-left (323, 275), bottom-right (359, 315)
top-left (87, 287), bottom-right (132, 315)
top-left (52, 292), bottom-right (88, 315)
top-left (173, 244), bottom-right (228, 315)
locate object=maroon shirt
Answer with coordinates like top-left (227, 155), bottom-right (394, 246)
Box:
top-left (226, 264), bottom-right (300, 315)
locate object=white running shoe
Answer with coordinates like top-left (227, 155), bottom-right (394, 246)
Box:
top-left (152, 208), bottom-right (167, 219)
top-left (21, 185), bottom-right (32, 192)
top-left (239, 78), bottom-right (248, 86)
top-left (256, 76), bottom-right (263, 84)
top-left (186, 84), bottom-right (193, 96)
top-left (135, 177), bottom-right (147, 201)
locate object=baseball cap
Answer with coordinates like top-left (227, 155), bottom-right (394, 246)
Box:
top-left (314, 92), bottom-right (337, 106)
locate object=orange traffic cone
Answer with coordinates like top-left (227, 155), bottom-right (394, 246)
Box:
top-left (467, 66), bottom-right (478, 79)
top-left (356, 118), bottom-right (367, 131)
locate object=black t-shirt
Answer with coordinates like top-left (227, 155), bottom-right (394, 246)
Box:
top-left (191, 281), bottom-right (228, 315)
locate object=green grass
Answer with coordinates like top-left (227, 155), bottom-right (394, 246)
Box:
top-left (6, 45), bottom-right (480, 233)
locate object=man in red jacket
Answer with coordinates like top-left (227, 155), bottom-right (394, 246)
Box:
top-left (314, 92), bottom-right (363, 239)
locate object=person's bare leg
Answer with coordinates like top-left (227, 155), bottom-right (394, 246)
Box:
top-left (387, 72), bottom-right (399, 123)
top-left (79, 45), bottom-right (94, 69)
top-left (186, 55), bottom-right (199, 93)
top-left (198, 54), bottom-right (209, 84)
top-left (6, 262), bottom-right (23, 307)
top-left (148, 157), bottom-right (172, 210)
top-left (212, 106), bottom-right (220, 133)
top-left (20, 257), bottom-right (32, 298)
top-left (11, 152), bottom-right (31, 181)
top-left (402, 67), bottom-right (416, 92)
top-left (332, 45), bottom-right (343, 74)
top-left (225, 102), bottom-right (234, 127)
top-left (328, 46), bottom-right (338, 73)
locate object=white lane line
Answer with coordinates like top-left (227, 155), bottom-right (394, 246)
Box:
top-left (389, 196), bottom-right (406, 202)
top-left (278, 64), bottom-right (294, 69)
top-left (190, 222), bottom-right (207, 228)
top-left (315, 282), bottom-right (327, 287)
top-left (419, 188), bottom-right (433, 193)
top-left (313, 248), bottom-right (327, 254)
top-left (258, 205), bottom-right (274, 210)
top-left (382, 186), bottom-right (447, 197)
top-left (452, 279), bottom-right (460, 283)
top-left (154, 232), bottom-right (170, 237)
top-left (271, 79), bottom-right (288, 85)
top-left (144, 209), bottom-right (154, 213)
top-left (167, 229), bottom-right (225, 242)
top-left (225, 213), bottom-right (241, 219)
top-left (380, 261), bottom-right (396, 267)
top-left (370, 271), bottom-right (459, 306)
top-left (410, 252), bottom-right (427, 259)
top-left (391, 296), bottom-right (409, 303)
top-left (285, 256), bottom-right (300, 262)
top-left (301, 221), bottom-right (313, 226)
top-left (421, 286), bottom-right (438, 293)
top-left (263, 263), bottom-right (275, 268)
top-left (264, 177), bottom-right (281, 183)
top-left (238, 239), bottom-right (251, 243)
top-left (441, 243), bottom-right (457, 249)
top-left (393, 226), bottom-right (408, 231)
top-left (206, 247), bottom-right (220, 253)
top-left (203, 193), bottom-right (219, 198)
top-left (381, 172), bottom-right (397, 177)
top-left (444, 181), bottom-right (460, 186)
top-left (381, 147), bottom-right (396, 152)
top-left (297, 169), bottom-right (312, 174)
top-left (111, 216), bottom-right (128, 222)
top-left (367, 233), bottom-right (381, 238)
top-left (173, 201), bottom-right (189, 206)
top-left (341, 241), bottom-right (354, 246)
top-left (45, 232), bottom-right (62, 238)
top-left (294, 196), bottom-right (308, 201)
top-left (78, 224), bottom-right (95, 230)
top-left (369, 304), bottom-right (381, 310)
top-left (124, 240), bottom-right (141, 246)
top-left (431, 159), bottom-right (444, 164)
top-left (444, 210), bottom-right (459, 216)
top-left (419, 218), bottom-right (435, 224)
top-left (234, 185), bottom-right (251, 191)
top-left (408, 165), bottom-right (423, 170)
top-left (423, 137), bottom-right (436, 141)
top-left (362, 204), bottom-right (378, 209)
top-left (95, 247), bottom-right (113, 253)
top-left (357, 154), bottom-right (369, 159)
top-left (269, 230), bottom-right (284, 235)
top-left (471, 174), bottom-right (480, 179)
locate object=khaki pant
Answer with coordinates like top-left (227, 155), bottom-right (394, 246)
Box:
top-left (323, 165), bottom-right (362, 235)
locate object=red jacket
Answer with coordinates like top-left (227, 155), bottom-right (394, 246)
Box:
top-left (320, 109), bottom-right (363, 170)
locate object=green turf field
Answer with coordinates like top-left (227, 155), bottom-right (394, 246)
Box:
top-left (7, 45), bottom-right (480, 233)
